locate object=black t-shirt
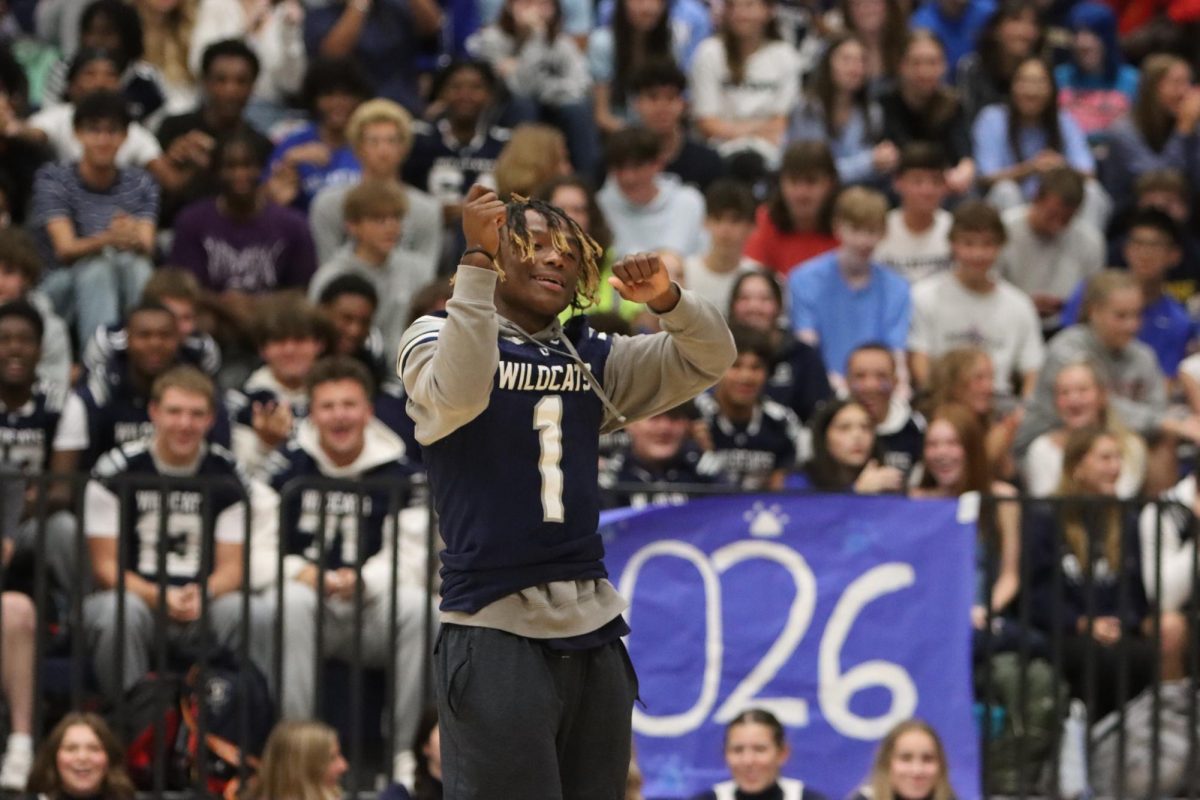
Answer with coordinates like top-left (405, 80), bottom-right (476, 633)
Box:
top-left (666, 137), bottom-right (727, 192)
top-left (0, 138), bottom-right (52, 225)
top-left (156, 110), bottom-right (273, 226)
top-left (879, 87), bottom-right (972, 165)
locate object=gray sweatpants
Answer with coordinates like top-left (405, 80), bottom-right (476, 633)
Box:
top-left (264, 581), bottom-right (433, 751)
top-left (82, 590), bottom-right (270, 701)
top-left (10, 511), bottom-right (82, 594)
top-left (435, 624), bottom-right (638, 800)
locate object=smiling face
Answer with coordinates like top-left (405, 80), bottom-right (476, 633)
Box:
top-left (628, 412), bottom-right (690, 464)
top-left (261, 336), bottom-right (323, 388)
top-left (889, 730), bottom-right (943, 800)
top-left (495, 209), bottom-right (582, 330)
top-left (149, 387), bottom-right (214, 465)
top-left (1054, 363), bottom-right (1104, 430)
top-left (310, 378), bottom-right (371, 464)
top-left (730, 275), bottom-right (781, 332)
top-left (894, 168), bottom-right (946, 216)
top-left (442, 67), bottom-right (493, 126)
top-left (826, 403), bottom-right (875, 469)
top-left (204, 55), bottom-right (256, 124)
top-left (956, 354), bottom-right (995, 416)
top-left (316, 90), bottom-right (362, 134)
top-left (716, 352), bottom-right (768, 411)
top-left (0, 314), bottom-right (39, 393)
top-left (127, 309), bottom-right (180, 379)
top-left (56, 724), bottom-right (109, 798)
top-left (1071, 433), bottom-right (1122, 495)
top-left (725, 722), bottom-right (789, 793)
top-left (923, 418), bottom-right (965, 490)
top-left (846, 348), bottom-right (894, 423)
top-left (951, 230), bottom-right (1002, 281)
top-left (323, 294), bottom-right (376, 356)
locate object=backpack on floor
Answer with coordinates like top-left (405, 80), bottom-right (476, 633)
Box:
top-left (977, 652), bottom-right (1067, 795)
top-left (118, 652), bottom-right (274, 798)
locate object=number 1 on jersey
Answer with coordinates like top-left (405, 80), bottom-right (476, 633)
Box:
top-left (534, 395), bottom-right (565, 522)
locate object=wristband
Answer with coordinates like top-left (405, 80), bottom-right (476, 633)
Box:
top-left (350, 0), bottom-right (370, 12)
top-left (462, 246), bottom-right (497, 264)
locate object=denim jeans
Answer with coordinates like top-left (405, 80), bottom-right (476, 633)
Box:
top-left (40, 250), bottom-right (153, 346)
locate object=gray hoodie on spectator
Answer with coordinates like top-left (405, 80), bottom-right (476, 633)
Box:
top-left (1015, 323), bottom-right (1166, 453)
top-left (466, 27), bottom-right (591, 106)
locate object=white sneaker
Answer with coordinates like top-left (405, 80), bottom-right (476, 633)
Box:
top-left (0, 744), bottom-right (32, 791)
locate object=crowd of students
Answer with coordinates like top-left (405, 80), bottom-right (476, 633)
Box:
top-left (2, 0), bottom-right (1200, 792)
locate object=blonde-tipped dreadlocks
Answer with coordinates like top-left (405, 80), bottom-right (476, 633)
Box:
top-left (503, 194), bottom-right (605, 311)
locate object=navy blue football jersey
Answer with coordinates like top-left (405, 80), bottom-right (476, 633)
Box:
top-left (83, 323), bottom-right (222, 379)
top-left (405, 314), bottom-right (613, 614)
top-left (88, 441), bottom-right (247, 585)
top-left (0, 383), bottom-right (64, 474)
top-left (599, 443), bottom-right (727, 509)
top-left (72, 365), bottom-right (232, 470)
top-left (401, 120), bottom-right (510, 209)
top-left (766, 336), bottom-right (833, 424)
top-left (695, 393), bottom-right (801, 490)
top-left (266, 439), bottom-right (420, 570)
top-left (373, 381), bottom-right (422, 466)
top-left (878, 411), bottom-right (926, 477)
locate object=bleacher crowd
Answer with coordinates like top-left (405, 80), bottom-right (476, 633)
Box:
top-left (2, 0), bottom-right (1200, 793)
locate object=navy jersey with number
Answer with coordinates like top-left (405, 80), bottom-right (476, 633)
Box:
top-left (0, 383), bottom-right (64, 474)
top-left (412, 314), bottom-right (613, 613)
top-left (695, 393), bottom-right (801, 490)
top-left (266, 441), bottom-right (420, 569)
top-left (90, 441), bottom-right (246, 585)
top-left (75, 365), bottom-right (232, 470)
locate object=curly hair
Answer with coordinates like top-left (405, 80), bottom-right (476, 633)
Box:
top-left (502, 195), bottom-right (605, 311)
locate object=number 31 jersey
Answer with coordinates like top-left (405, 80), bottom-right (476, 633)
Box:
top-left (418, 314), bottom-right (614, 615)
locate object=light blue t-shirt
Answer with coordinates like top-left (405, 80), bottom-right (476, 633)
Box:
top-left (787, 251), bottom-right (912, 376)
top-left (972, 104), bottom-right (1094, 199)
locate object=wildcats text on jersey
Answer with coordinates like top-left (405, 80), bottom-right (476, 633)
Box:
top-left (496, 361), bottom-right (593, 393)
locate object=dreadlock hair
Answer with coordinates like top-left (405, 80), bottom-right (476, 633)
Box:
top-left (501, 195), bottom-right (605, 311)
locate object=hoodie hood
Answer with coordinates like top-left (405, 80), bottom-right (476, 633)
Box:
top-left (244, 365), bottom-right (308, 412)
top-left (1068, 2), bottom-right (1123, 81)
top-left (496, 315), bottom-right (628, 424)
top-left (294, 416), bottom-right (406, 477)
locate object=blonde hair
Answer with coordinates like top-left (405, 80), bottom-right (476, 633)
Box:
top-left (250, 721), bottom-right (340, 800)
top-left (924, 347), bottom-right (990, 417)
top-left (347, 99), bottom-right (414, 153)
top-left (150, 365), bottom-right (215, 410)
top-left (494, 124), bottom-right (568, 198)
top-left (1079, 269), bottom-right (1140, 323)
top-left (138, 0), bottom-right (197, 85)
top-left (832, 186), bottom-right (889, 231)
top-left (865, 720), bottom-right (954, 800)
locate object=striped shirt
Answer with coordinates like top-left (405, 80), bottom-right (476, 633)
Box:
top-left (31, 162), bottom-right (159, 265)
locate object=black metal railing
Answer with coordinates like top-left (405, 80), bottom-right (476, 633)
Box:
top-left (5, 474), bottom-right (1200, 798)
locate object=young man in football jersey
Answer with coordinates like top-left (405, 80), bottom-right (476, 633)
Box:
top-left (81, 366), bottom-right (261, 702)
top-left (0, 300), bottom-right (69, 789)
top-left (600, 402), bottom-right (728, 508)
top-left (695, 326), bottom-right (803, 490)
top-left (226, 299), bottom-right (330, 476)
top-left (397, 184), bottom-right (735, 797)
top-left (51, 302), bottom-right (232, 479)
top-left (260, 356), bottom-right (428, 763)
